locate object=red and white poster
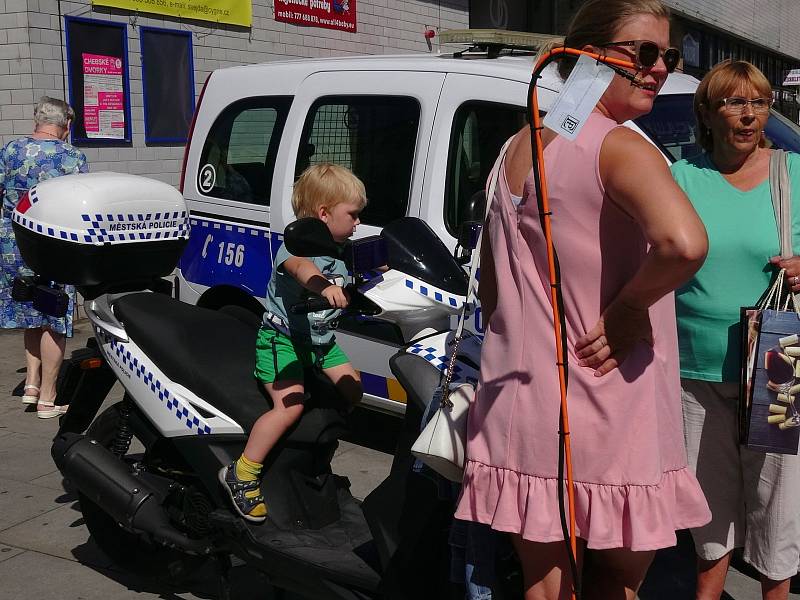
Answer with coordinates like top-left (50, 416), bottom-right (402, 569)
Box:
top-left (82, 53), bottom-right (125, 139)
top-left (275, 0), bottom-right (356, 33)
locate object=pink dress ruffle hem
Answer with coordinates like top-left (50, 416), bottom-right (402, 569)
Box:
top-left (455, 460), bottom-right (711, 551)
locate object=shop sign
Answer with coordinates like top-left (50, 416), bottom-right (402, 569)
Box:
top-left (274, 0), bottom-right (356, 33)
top-left (91, 0), bottom-right (252, 28)
top-left (783, 69), bottom-right (800, 86)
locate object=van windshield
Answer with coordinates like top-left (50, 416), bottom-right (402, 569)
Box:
top-left (634, 93), bottom-right (800, 162)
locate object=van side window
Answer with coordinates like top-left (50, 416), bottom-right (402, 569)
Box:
top-left (444, 101), bottom-right (527, 236)
top-left (295, 96), bottom-right (420, 226)
top-left (197, 97), bottom-right (292, 206)
top-left (634, 94), bottom-right (700, 162)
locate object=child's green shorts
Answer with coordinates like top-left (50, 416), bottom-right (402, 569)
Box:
top-left (254, 327), bottom-right (350, 383)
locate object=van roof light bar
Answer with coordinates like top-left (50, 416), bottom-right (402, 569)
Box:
top-left (439, 29), bottom-right (564, 58)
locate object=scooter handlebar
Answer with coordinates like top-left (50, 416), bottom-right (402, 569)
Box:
top-left (289, 297), bottom-right (333, 314)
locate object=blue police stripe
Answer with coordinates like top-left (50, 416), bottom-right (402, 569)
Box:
top-left (360, 372), bottom-right (388, 398)
top-left (11, 211), bottom-right (191, 245)
top-left (103, 332), bottom-right (212, 435)
top-left (178, 216), bottom-right (273, 298)
top-left (403, 278), bottom-right (465, 310)
top-left (408, 342), bottom-right (462, 376)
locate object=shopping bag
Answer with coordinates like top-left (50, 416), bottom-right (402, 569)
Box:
top-left (740, 271), bottom-right (800, 454)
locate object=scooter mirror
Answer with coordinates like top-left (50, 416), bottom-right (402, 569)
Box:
top-left (458, 221), bottom-right (482, 251)
top-left (284, 218), bottom-right (343, 259)
top-left (461, 190), bottom-right (486, 226)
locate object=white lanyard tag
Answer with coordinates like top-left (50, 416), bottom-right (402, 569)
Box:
top-left (543, 54), bottom-right (615, 141)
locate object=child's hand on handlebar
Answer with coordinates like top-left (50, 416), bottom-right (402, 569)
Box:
top-left (321, 284), bottom-right (350, 309)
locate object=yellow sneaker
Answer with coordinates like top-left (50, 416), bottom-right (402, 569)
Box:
top-left (218, 462), bottom-right (267, 523)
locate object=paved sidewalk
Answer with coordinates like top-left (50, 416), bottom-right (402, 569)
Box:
top-left (0, 324), bottom-right (797, 599)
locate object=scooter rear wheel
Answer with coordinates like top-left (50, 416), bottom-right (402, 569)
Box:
top-left (78, 401), bottom-right (211, 583)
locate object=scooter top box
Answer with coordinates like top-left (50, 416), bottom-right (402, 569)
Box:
top-left (12, 172), bottom-right (190, 287)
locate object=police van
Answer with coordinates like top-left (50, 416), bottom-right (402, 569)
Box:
top-left (174, 31), bottom-right (800, 416)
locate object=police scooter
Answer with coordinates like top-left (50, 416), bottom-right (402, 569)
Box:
top-left (13, 172), bottom-right (500, 599)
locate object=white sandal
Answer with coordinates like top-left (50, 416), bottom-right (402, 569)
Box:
top-left (21, 384), bottom-right (40, 405)
top-left (36, 399), bottom-right (68, 419)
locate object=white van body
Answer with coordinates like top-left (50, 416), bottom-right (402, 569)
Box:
top-left (174, 52), bottom-right (704, 416)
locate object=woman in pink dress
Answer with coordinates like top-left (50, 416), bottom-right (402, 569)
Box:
top-left (454, 1), bottom-right (712, 598)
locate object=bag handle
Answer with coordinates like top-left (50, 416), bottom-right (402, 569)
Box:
top-left (454, 136), bottom-right (513, 339)
top-left (768, 149), bottom-right (800, 314)
top-left (441, 137), bottom-right (513, 406)
top-left (770, 149), bottom-right (793, 258)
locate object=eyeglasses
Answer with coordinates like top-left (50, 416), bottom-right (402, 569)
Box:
top-left (598, 40), bottom-right (681, 73)
top-left (718, 96), bottom-right (774, 114)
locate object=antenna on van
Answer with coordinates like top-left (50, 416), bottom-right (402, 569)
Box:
top-left (438, 29), bottom-right (563, 59)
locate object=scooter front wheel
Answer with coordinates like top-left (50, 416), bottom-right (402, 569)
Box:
top-left (78, 400), bottom-right (212, 582)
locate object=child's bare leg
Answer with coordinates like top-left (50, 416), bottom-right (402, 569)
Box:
top-left (323, 363), bottom-right (362, 409)
top-left (220, 380), bottom-right (305, 522)
top-left (243, 380), bottom-right (306, 462)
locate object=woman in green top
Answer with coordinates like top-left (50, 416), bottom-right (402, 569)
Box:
top-left (672, 60), bottom-right (800, 600)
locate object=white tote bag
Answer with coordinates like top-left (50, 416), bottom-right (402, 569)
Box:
top-left (411, 381), bottom-right (474, 482)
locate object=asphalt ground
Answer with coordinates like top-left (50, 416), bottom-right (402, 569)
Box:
top-left (0, 323), bottom-right (798, 600)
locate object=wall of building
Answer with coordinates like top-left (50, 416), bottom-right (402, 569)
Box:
top-left (0, 0), bottom-right (469, 185)
top-left (0, 1), bottom-right (37, 137)
top-left (664, 0), bottom-right (800, 59)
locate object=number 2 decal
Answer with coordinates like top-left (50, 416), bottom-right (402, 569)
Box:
top-left (198, 164), bottom-right (216, 194)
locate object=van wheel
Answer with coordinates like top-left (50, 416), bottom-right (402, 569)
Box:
top-left (78, 402), bottom-right (212, 583)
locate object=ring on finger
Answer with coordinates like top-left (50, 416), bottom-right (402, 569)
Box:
top-left (794, 276), bottom-right (799, 285)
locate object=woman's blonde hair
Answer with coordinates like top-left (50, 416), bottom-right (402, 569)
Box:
top-left (291, 163), bottom-right (367, 219)
top-left (694, 60), bottom-right (773, 152)
top-left (537, 0), bottom-right (671, 80)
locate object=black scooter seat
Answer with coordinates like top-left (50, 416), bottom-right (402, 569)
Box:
top-left (112, 292), bottom-right (347, 442)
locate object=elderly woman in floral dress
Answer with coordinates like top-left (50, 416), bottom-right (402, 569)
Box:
top-left (0, 96), bottom-right (88, 418)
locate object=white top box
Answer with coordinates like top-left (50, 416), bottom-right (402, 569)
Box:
top-left (13, 172), bottom-right (190, 247)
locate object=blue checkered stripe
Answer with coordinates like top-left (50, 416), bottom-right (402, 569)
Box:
top-left (107, 336), bottom-right (212, 435)
top-left (408, 343), bottom-right (463, 376)
top-left (81, 212), bottom-right (190, 244)
top-left (404, 278), bottom-right (464, 309)
top-left (190, 218), bottom-right (270, 238)
top-left (29, 186), bottom-right (40, 204)
top-left (13, 212), bottom-right (83, 242)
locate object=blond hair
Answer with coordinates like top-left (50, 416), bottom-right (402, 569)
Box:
top-left (537, 0), bottom-right (671, 80)
top-left (291, 163), bottom-right (367, 219)
top-left (694, 60), bottom-right (773, 152)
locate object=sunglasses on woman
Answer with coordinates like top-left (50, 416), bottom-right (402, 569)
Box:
top-left (598, 40), bottom-right (681, 73)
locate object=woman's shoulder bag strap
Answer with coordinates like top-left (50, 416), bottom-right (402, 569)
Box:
top-left (769, 149), bottom-right (800, 312)
top-left (770, 149), bottom-right (793, 259)
top-left (454, 136), bottom-right (513, 338)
